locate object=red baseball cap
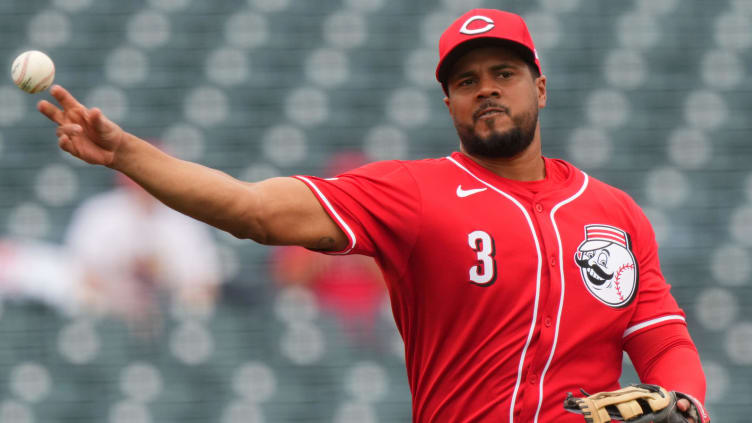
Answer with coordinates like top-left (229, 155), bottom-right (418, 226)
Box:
top-left (436, 9), bottom-right (541, 86)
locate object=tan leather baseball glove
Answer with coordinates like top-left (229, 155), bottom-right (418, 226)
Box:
top-left (563, 384), bottom-right (710, 423)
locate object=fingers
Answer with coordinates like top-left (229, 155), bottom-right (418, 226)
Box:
top-left (38, 96), bottom-right (91, 129)
top-left (38, 86), bottom-right (88, 125)
top-left (58, 134), bottom-right (72, 153)
top-left (675, 399), bottom-right (695, 423)
top-left (57, 130), bottom-right (78, 156)
top-left (57, 125), bottom-right (84, 158)
top-left (50, 85), bottom-right (84, 111)
top-left (56, 123), bottom-right (82, 138)
top-left (37, 100), bottom-right (64, 124)
top-left (56, 124), bottom-right (81, 153)
top-left (69, 107), bottom-right (89, 125)
top-left (89, 108), bottom-right (107, 132)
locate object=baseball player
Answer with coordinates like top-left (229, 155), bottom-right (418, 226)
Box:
top-left (38, 8), bottom-right (709, 423)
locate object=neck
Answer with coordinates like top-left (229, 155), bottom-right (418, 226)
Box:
top-left (460, 130), bottom-right (545, 181)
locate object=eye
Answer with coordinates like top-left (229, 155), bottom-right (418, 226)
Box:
top-left (458, 78), bottom-right (475, 87)
top-left (597, 251), bottom-right (608, 267)
top-left (497, 70), bottom-right (513, 79)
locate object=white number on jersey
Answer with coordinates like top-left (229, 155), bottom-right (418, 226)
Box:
top-left (467, 230), bottom-right (497, 286)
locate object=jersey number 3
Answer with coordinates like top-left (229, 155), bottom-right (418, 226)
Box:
top-left (468, 230), bottom-right (497, 286)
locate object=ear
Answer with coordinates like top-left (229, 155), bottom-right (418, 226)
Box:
top-left (536, 75), bottom-right (547, 109)
top-left (443, 95), bottom-right (451, 112)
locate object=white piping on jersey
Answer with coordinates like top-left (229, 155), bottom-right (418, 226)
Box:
top-left (446, 156), bottom-right (543, 423)
top-left (623, 315), bottom-right (686, 338)
top-left (533, 172), bottom-right (589, 423)
top-left (294, 176), bottom-right (357, 255)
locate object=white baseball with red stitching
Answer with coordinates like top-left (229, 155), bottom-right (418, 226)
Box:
top-left (11, 50), bottom-right (55, 94)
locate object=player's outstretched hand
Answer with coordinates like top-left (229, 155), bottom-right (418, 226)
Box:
top-left (37, 85), bottom-right (125, 167)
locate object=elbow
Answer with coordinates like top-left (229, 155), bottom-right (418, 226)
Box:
top-left (228, 181), bottom-right (293, 246)
top-left (228, 198), bottom-right (273, 244)
top-left (228, 227), bottom-right (254, 241)
top-left (226, 223), bottom-right (250, 241)
top-left (228, 216), bottom-right (270, 244)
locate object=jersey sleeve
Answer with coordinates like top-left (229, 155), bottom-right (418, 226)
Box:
top-left (623, 200), bottom-right (687, 341)
top-left (293, 160), bottom-right (422, 269)
top-left (623, 323), bottom-right (706, 403)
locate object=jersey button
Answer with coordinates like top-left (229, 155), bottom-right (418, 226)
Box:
top-left (529, 374), bottom-right (538, 384)
top-left (549, 256), bottom-right (556, 267)
top-left (534, 203), bottom-right (544, 213)
top-left (544, 316), bottom-right (552, 327)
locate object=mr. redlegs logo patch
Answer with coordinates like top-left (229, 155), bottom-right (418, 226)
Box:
top-left (574, 224), bottom-right (638, 308)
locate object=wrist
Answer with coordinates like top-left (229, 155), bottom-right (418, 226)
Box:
top-left (107, 132), bottom-right (143, 172)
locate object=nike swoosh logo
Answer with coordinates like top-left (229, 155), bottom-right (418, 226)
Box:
top-left (456, 185), bottom-right (488, 198)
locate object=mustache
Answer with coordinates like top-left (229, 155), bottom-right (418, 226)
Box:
top-left (575, 256), bottom-right (614, 281)
top-left (473, 101), bottom-right (510, 122)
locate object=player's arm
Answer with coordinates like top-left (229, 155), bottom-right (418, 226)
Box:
top-left (37, 85), bottom-right (347, 251)
top-left (624, 323), bottom-right (708, 422)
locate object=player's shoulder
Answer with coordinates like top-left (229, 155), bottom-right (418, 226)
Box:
top-left (583, 171), bottom-right (643, 212)
top-left (343, 156), bottom-right (452, 179)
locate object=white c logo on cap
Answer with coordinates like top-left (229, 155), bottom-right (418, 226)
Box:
top-left (459, 15), bottom-right (495, 35)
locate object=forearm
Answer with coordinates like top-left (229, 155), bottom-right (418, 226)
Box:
top-left (111, 133), bottom-right (264, 240)
top-left (38, 85), bottom-right (346, 249)
top-left (641, 345), bottom-right (706, 400)
top-left (624, 323), bottom-right (706, 402)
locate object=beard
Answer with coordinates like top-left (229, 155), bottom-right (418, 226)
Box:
top-left (455, 102), bottom-right (539, 159)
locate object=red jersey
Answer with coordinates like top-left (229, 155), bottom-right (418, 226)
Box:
top-left (294, 151), bottom-right (686, 423)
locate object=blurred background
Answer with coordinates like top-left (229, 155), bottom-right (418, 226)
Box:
top-left (0, 0), bottom-right (751, 421)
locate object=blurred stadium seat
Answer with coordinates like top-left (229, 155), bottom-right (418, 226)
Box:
top-left (1, 0), bottom-right (751, 421)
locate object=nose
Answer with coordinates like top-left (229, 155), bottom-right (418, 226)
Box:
top-left (476, 75), bottom-right (501, 99)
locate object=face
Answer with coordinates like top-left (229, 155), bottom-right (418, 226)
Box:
top-left (575, 247), bottom-right (615, 286)
top-left (574, 241), bottom-right (638, 308)
top-left (443, 46), bottom-right (546, 159)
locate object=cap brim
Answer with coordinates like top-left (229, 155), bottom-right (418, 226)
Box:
top-left (437, 38), bottom-right (537, 85)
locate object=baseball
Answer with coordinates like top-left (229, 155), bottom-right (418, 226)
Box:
top-left (11, 50), bottom-right (55, 94)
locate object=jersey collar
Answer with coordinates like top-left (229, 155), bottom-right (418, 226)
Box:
top-left (450, 151), bottom-right (583, 200)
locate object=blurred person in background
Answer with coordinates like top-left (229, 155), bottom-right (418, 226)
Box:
top-left (64, 170), bottom-right (222, 338)
top-left (0, 238), bottom-right (84, 315)
top-left (271, 151), bottom-right (387, 347)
